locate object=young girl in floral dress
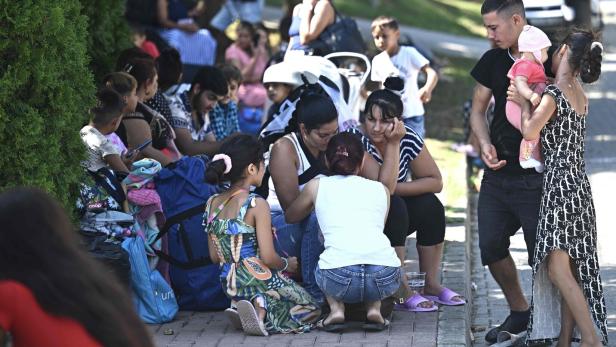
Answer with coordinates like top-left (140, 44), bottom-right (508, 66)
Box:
top-left (203, 134), bottom-right (320, 336)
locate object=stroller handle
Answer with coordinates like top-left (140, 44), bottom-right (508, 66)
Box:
top-left (324, 52), bottom-right (372, 86)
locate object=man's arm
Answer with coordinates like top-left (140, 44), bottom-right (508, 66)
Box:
top-left (469, 83), bottom-right (506, 170)
top-left (173, 128), bottom-right (219, 156)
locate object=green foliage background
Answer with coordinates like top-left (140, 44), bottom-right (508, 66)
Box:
top-left (80, 0), bottom-right (132, 81)
top-left (0, 0), bottom-right (130, 208)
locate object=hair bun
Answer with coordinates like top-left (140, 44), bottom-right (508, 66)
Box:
top-left (383, 76), bottom-right (404, 92)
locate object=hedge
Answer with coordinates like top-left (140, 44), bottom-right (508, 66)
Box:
top-left (81, 0), bottom-right (132, 81)
top-left (0, 0), bottom-right (94, 208)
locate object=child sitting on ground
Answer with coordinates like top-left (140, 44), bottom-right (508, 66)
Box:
top-left (208, 64), bottom-right (242, 141)
top-left (203, 134), bottom-right (320, 336)
top-left (370, 16), bottom-right (438, 139)
top-left (285, 133), bottom-right (401, 333)
top-left (506, 25), bottom-right (551, 173)
top-left (80, 88), bottom-right (131, 176)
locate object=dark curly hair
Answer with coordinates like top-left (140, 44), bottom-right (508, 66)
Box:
top-left (561, 29), bottom-right (602, 83)
top-left (205, 134), bottom-right (265, 185)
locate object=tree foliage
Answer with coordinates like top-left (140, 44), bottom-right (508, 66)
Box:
top-left (80, 0), bottom-right (132, 81)
top-left (0, 0), bottom-right (94, 207)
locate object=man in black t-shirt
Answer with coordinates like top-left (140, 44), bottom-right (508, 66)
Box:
top-left (470, 0), bottom-right (551, 344)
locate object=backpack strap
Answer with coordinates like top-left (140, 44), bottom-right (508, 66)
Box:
top-left (87, 168), bottom-right (126, 205)
top-left (153, 201), bottom-right (213, 269)
top-left (155, 202), bottom-right (208, 242)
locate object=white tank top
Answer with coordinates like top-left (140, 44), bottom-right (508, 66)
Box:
top-left (267, 133), bottom-right (324, 212)
top-left (315, 175), bottom-right (401, 269)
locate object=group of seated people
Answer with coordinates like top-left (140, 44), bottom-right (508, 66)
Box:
top-left (75, 32), bottom-right (464, 333)
top-left (1, 2), bottom-right (461, 345)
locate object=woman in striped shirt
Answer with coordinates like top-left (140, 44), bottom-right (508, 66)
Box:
top-left (347, 87), bottom-right (465, 311)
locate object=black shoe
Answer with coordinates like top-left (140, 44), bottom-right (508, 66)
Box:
top-left (485, 315), bottom-right (528, 344)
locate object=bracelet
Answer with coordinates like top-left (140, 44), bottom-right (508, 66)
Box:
top-left (280, 257), bottom-right (289, 272)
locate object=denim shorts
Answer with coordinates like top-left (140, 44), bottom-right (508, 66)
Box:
top-left (478, 170), bottom-right (542, 266)
top-left (314, 264), bottom-right (400, 303)
top-left (403, 115), bottom-right (425, 139)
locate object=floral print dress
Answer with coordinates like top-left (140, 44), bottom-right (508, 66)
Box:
top-left (203, 192), bottom-right (320, 334)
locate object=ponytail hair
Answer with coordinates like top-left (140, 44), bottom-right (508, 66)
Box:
top-left (91, 88), bottom-right (125, 125)
top-left (325, 132), bottom-right (364, 176)
top-left (561, 29), bottom-right (602, 84)
top-left (123, 58), bottom-right (156, 92)
top-left (102, 72), bottom-right (137, 97)
top-left (205, 134), bottom-right (265, 185)
top-left (290, 90), bottom-right (337, 133)
top-left (580, 41), bottom-right (603, 84)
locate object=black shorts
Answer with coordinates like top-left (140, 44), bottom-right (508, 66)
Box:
top-left (477, 170), bottom-right (542, 266)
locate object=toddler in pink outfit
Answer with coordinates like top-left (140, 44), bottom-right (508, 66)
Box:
top-left (506, 25), bottom-right (551, 173)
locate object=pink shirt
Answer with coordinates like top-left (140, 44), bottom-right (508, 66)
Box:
top-left (225, 44), bottom-right (267, 107)
top-left (507, 59), bottom-right (547, 84)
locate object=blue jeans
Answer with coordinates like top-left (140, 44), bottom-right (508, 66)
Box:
top-left (271, 210), bottom-right (324, 304)
top-left (403, 115), bottom-right (425, 139)
top-left (315, 265), bottom-right (400, 304)
top-left (210, 0), bottom-right (264, 30)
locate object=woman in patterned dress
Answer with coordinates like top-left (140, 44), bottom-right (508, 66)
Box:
top-left (203, 134), bottom-right (320, 336)
top-left (510, 29), bottom-right (607, 346)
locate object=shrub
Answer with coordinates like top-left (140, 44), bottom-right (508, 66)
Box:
top-left (0, 0), bottom-right (94, 208)
top-left (80, 0), bottom-right (133, 82)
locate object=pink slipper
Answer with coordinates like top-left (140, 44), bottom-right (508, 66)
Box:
top-left (423, 287), bottom-right (465, 306)
top-left (394, 293), bottom-right (437, 312)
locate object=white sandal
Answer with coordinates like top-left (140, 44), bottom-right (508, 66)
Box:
top-left (236, 300), bottom-right (268, 336)
top-left (224, 307), bottom-right (243, 330)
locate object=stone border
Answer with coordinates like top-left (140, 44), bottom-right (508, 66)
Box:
top-left (435, 200), bottom-right (474, 346)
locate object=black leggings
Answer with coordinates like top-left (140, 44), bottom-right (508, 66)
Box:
top-left (383, 193), bottom-right (446, 247)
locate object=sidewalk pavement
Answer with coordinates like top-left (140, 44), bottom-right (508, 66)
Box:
top-left (150, 225), bottom-right (470, 347)
top-left (468, 192), bottom-right (616, 346)
top-left (261, 6), bottom-right (489, 59)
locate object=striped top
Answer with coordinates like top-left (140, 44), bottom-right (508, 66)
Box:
top-left (347, 125), bottom-right (424, 182)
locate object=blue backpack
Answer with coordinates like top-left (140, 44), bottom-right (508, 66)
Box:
top-left (155, 156), bottom-right (230, 311)
top-left (122, 236), bottom-right (178, 324)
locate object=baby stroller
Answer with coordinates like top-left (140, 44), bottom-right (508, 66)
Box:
top-left (324, 51), bottom-right (372, 123)
top-left (259, 52), bottom-right (372, 143)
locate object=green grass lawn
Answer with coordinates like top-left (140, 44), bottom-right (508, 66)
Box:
top-left (267, 0), bottom-right (485, 37)
top-left (423, 56), bottom-right (477, 223)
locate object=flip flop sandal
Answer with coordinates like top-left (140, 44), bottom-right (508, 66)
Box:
top-left (224, 307), bottom-right (243, 330)
top-left (236, 300), bottom-right (268, 336)
top-left (363, 318), bottom-right (390, 332)
top-left (489, 330), bottom-right (527, 347)
top-left (316, 318), bottom-right (346, 333)
top-left (394, 293), bottom-right (438, 312)
top-left (423, 287), bottom-right (465, 306)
